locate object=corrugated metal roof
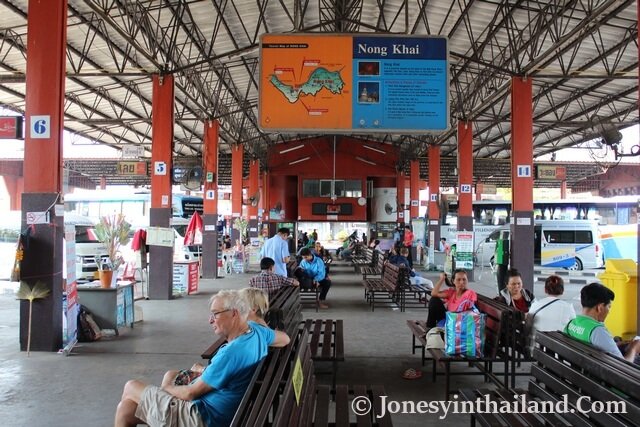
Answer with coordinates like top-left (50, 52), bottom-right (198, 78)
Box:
top-left (0, 0), bottom-right (636, 185)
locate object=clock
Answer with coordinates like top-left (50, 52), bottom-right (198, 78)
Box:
top-left (357, 197), bottom-right (367, 206)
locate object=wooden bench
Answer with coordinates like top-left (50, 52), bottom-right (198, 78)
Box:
top-left (362, 262), bottom-right (406, 311)
top-left (300, 318), bottom-right (345, 388)
top-left (360, 251), bottom-right (384, 279)
top-left (407, 294), bottom-right (513, 399)
top-left (352, 247), bottom-right (375, 272)
top-left (460, 330), bottom-right (640, 427)
top-left (232, 328), bottom-right (391, 426)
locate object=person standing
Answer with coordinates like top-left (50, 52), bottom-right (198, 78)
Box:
top-left (494, 230), bottom-right (509, 292)
top-left (259, 228), bottom-right (291, 277)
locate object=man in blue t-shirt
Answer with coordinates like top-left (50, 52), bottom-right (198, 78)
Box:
top-left (259, 227), bottom-right (291, 277)
top-left (114, 290), bottom-right (290, 427)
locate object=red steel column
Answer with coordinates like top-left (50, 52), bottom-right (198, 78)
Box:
top-left (428, 145), bottom-right (442, 247)
top-left (202, 120), bottom-right (219, 279)
top-left (396, 169), bottom-right (406, 225)
top-left (458, 120), bottom-right (474, 280)
top-left (457, 121), bottom-right (474, 231)
top-left (560, 180), bottom-right (567, 199)
top-left (231, 145), bottom-right (244, 243)
top-left (510, 77), bottom-right (535, 291)
top-left (149, 74), bottom-right (174, 300)
top-left (247, 159), bottom-right (260, 240)
top-left (20, 0), bottom-right (67, 352)
top-left (410, 160), bottom-right (420, 220)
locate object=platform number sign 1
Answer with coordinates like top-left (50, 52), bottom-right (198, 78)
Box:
top-left (30, 115), bottom-right (51, 139)
top-left (517, 165), bottom-right (532, 178)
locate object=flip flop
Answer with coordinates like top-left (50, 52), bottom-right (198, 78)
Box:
top-left (402, 368), bottom-right (423, 380)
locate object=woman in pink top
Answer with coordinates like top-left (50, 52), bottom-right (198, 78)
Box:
top-left (426, 269), bottom-right (477, 327)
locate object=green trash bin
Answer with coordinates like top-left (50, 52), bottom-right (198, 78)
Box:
top-left (597, 259), bottom-right (638, 340)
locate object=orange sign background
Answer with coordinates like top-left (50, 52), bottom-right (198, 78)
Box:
top-left (259, 34), bottom-right (353, 130)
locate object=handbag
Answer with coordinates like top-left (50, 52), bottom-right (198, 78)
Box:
top-left (426, 327), bottom-right (445, 350)
top-left (444, 307), bottom-right (486, 357)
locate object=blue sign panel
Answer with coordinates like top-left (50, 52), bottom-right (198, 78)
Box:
top-left (351, 36), bottom-right (449, 132)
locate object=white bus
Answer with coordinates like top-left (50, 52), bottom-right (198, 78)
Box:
top-left (475, 220), bottom-right (603, 270)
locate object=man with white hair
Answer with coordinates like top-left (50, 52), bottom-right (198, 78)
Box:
top-left (114, 290), bottom-right (290, 427)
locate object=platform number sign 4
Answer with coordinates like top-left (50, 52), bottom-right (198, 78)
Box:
top-left (30, 115), bottom-right (51, 139)
top-left (517, 165), bottom-right (532, 178)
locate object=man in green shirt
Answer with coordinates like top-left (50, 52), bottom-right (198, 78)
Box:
top-left (565, 282), bottom-right (640, 363)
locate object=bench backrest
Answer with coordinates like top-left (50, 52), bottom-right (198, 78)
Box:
top-left (231, 329), bottom-right (310, 426)
top-left (475, 295), bottom-right (511, 359)
top-left (382, 262), bottom-right (406, 291)
top-left (272, 329), bottom-right (316, 427)
top-left (531, 331), bottom-right (640, 426)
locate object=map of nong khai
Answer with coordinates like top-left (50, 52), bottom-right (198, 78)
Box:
top-left (269, 67), bottom-right (345, 103)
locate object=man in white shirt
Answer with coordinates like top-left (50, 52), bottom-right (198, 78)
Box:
top-left (259, 228), bottom-right (291, 277)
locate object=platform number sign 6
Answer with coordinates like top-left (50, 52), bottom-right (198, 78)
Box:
top-left (30, 115), bottom-right (50, 139)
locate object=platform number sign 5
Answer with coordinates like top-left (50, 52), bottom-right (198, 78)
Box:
top-left (154, 161), bottom-right (167, 175)
top-left (30, 115), bottom-right (51, 139)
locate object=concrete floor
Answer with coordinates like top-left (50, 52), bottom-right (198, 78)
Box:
top-left (0, 261), bottom-right (594, 427)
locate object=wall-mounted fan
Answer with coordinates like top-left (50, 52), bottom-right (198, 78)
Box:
top-left (384, 202), bottom-right (397, 215)
top-left (244, 192), bottom-right (260, 207)
top-left (183, 166), bottom-right (203, 191)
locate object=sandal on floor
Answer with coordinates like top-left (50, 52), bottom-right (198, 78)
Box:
top-left (402, 368), bottom-right (423, 380)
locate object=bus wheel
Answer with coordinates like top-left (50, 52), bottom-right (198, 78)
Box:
top-left (567, 258), bottom-right (583, 271)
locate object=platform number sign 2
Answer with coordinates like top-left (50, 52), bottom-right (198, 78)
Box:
top-left (30, 115), bottom-right (51, 139)
top-left (460, 184), bottom-right (471, 193)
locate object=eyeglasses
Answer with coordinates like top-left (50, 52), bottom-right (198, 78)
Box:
top-left (209, 309), bottom-right (230, 320)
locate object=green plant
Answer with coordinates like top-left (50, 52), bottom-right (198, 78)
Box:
top-left (16, 281), bottom-right (50, 356)
top-left (94, 214), bottom-right (131, 271)
top-left (232, 217), bottom-right (248, 243)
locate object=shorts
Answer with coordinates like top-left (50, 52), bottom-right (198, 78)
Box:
top-left (135, 385), bottom-right (205, 427)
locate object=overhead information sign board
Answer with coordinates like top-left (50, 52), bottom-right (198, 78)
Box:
top-left (259, 34), bottom-right (449, 134)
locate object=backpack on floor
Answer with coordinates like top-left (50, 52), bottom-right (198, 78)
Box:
top-left (77, 305), bottom-right (102, 342)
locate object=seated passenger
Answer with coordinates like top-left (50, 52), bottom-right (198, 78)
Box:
top-left (164, 287), bottom-right (272, 387)
top-left (388, 247), bottom-right (433, 289)
top-left (427, 269), bottom-right (477, 328)
top-left (495, 268), bottom-right (535, 312)
top-left (114, 290), bottom-right (290, 427)
top-left (295, 247), bottom-right (332, 309)
top-left (565, 282), bottom-right (640, 363)
top-left (250, 257), bottom-right (299, 298)
top-left (313, 241), bottom-right (333, 275)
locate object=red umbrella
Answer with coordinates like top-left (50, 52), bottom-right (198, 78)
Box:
top-left (184, 211), bottom-right (203, 245)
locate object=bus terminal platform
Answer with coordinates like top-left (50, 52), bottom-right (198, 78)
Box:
top-left (0, 261), bottom-right (592, 426)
